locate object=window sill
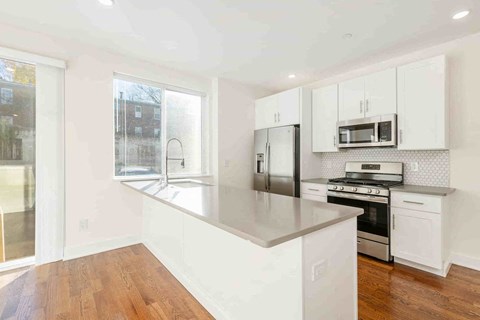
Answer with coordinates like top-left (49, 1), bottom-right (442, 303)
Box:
top-left (114, 174), bottom-right (213, 182)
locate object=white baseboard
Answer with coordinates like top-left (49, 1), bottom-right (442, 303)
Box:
top-left (394, 257), bottom-right (451, 277)
top-left (63, 235), bottom-right (141, 261)
top-left (450, 253), bottom-right (480, 272)
top-left (0, 256), bottom-right (35, 273)
top-left (143, 240), bottom-right (230, 320)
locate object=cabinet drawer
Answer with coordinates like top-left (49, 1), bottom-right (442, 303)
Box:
top-left (301, 183), bottom-right (327, 196)
top-left (301, 193), bottom-right (327, 203)
top-left (391, 192), bottom-right (442, 214)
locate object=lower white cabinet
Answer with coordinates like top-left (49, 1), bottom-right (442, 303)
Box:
top-left (301, 182), bottom-right (327, 203)
top-left (391, 192), bottom-right (449, 275)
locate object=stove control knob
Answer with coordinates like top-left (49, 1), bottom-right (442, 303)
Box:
top-left (339, 186), bottom-right (344, 191)
top-left (352, 187), bottom-right (358, 192)
top-left (375, 189), bottom-right (381, 195)
top-left (367, 188), bottom-right (372, 194)
top-left (332, 186), bottom-right (337, 190)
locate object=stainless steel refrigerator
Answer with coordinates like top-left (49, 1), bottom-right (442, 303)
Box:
top-left (254, 126), bottom-right (300, 197)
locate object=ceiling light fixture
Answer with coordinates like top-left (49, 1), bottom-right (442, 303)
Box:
top-left (452, 10), bottom-right (470, 20)
top-left (288, 74), bottom-right (296, 79)
top-left (98, 0), bottom-right (115, 6)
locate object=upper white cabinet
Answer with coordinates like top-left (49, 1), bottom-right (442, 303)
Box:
top-left (339, 68), bottom-right (396, 121)
top-left (312, 85), bottom-right (338, 152)
top-left (397, 55), bottom-right (448, 150)
top-left (255, 88), bottom-right (300, 130)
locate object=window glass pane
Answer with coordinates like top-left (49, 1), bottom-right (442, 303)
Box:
top-left (0, 58), bottom-right (36, 261)
top-left (166, 90), bottom-right (202, 175)
top-left (114, 79), bottom-right (163, 177)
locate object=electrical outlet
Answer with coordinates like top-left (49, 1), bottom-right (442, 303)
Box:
top-left (79, 219), bottom-right (89, 232)
top-left (410, 162), bottom-right (419, 172)
top-left (311, 259), bottom-right (328, 281)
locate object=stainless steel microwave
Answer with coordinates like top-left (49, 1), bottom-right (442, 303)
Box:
top-left (337, 114), bottom-right (397, 148)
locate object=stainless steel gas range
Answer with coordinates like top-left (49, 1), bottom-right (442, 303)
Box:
top-left (327, 162), bottom-right (403, 261)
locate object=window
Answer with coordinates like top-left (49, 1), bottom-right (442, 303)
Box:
top-left (134, 126), bottom-right (142, 137)
top-left (135, 105), bottom-right (142, 118)
top-left (154, 107), bottom-right (161, 120)
top-left (1, 88), bottom-right (13, 104)
top-left (114, 75), bottom-right (207, 178)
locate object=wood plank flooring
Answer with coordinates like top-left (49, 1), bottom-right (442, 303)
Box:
top-left (358, 254), bottom-right (480, 320)
top-left (0, 244), bottom-right (213, 320)
top-left (1, 245), bottom-right (479, 319)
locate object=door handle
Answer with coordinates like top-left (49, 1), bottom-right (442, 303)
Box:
top-left (264, 143), bottom-right (269, 190)
top-left (399, 129), bottom-right (403, 144)
top-left (360, 100), bottom-right (363, 114)
top-left (392, 214), bottom-right (395, 230)
top-left (267, 143), bottom-right (271, 190)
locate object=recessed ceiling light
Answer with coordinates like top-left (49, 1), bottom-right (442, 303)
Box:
top-left (452, 10), bottom-right (470, 20)
top-left (343, 33), bottom-right (353, 40)
top-left (288, 74), bottom-right (296, 79)
top-left (98, 0), bottom-right (114, 6)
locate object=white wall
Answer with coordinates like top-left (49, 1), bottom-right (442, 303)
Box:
top-left (212, 78), bottom-right (272, 189)
top-left (306, 32), bottom-right (480, 267)
top-left (0, 22), bottom-right (212, 253)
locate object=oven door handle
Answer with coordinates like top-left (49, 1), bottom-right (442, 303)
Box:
top-left (327, 191), bottom-right (389, 204)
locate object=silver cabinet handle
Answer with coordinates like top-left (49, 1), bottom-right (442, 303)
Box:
top-left (366, 99), bottom-right (369, 112)
top-left (308, 188), bottom-right (320, 192)
top-left (399, 129), bottom-right (403, 144)
top-left (277, 112), bottom-right (280, 122)
top-left (360, 100), bottom-right (363, 113)
top-left (264, 143), bottom-right (269, 190)
top-left (392, 214), bottom-right (395, 230)
top-left (403, 200), bottom-right (424, 205)
top-left (333, 135), bottom-right (336, 147)
top-left (274, 113), bottom-right (277, 123)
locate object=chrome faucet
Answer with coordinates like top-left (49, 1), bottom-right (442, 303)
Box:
top-left (164, 138), bottom-right (185, 184)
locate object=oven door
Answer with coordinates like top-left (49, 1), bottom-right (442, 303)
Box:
top-left (327, 191), bottom-right (390, 244)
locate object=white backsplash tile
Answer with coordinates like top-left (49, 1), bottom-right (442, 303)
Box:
top-left (314, 149), bottom-right (449, 187)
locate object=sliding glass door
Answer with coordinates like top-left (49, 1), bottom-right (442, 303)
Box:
top-left (0, 58), bottom-right (36, 262)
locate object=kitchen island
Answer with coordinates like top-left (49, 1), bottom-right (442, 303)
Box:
top-left (123, 180), bottom-right (363, 320)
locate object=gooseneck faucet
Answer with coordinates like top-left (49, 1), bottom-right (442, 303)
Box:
top-left (164, 138), bottom-right (185, 184)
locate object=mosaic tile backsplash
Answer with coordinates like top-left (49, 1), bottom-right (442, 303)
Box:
top-left (315, 149), bottom-right (450, 187)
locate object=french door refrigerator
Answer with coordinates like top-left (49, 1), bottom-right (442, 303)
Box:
top-left (254, 126), bottom-right (300, 197)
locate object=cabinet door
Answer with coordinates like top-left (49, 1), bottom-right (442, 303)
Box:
top-left (338, 77), bottom-right (365, 121)
top-left (255, 95), bottom-right (278, 130)
top-left (301, 193), bottom-right (327, 203)
top-left (277, 88), bottom-right (300, 126)
top-left (391, 207), bottom-right (442, 269)
top-left (397, 55), bottom-right (447, 150)
top-left (364, 68), bottom-right (397, 117)
top-left (312, 85), bottom-right (338, 152)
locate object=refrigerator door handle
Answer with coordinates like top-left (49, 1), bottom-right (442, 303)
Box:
top-left (264, 142), bottom-right (269, 190)
top-left (267, 142), bottom-right (271, 190)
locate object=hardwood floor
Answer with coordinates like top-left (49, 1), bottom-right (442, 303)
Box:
top-left (0, 244), bottom-right (213, 320)
top-left (358, 254), bottom-right (480, 320)
top-left (1, 245), bottom-right (479, 319)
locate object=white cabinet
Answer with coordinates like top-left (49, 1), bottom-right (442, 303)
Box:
top-left (364, 69), bottom-right (397, 117)
top-left (277, 88), bottom-right (300, 127)
top-left (255, 95), bottom-right (278, 130)
top-left (255, 88), bottom-right (300, 130)
top-left (338, 77), bottom-right (365, 121)
top-left (391, 191), bottom-right (449, 275)
top-left (312, 85), bottom-right (338, 152)
top-left (339, 68), bottom-right (396, 121)
top-left (301, 182), bottom-right (327, 203)
top-left (397, 55), bottom-right (448, 150)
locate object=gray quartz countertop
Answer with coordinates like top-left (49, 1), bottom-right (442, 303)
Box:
top-left (390, 184), bottom-right (455, 196)
top-left (123, 180), bottom-right (363, 248)
top-left (301, 178), bottom-right (330, 184)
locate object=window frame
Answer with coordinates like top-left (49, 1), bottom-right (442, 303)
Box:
top-left (112, 73), bottom-right (210, 181)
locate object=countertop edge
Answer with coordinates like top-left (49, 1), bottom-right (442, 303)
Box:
top-left (122, 182), bottom-right (362, 248)
top-left (390, 185), bottom-right (456, 196)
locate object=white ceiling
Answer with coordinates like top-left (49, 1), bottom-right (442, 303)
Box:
top-left (0, 0), bottom-right (479, 91)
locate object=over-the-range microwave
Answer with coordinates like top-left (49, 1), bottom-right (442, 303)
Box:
top-left (337, 114), bottom-right (397, 148)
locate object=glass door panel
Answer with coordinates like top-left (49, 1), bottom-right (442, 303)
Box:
top-left (0, 58), bottom-right (36, 262)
